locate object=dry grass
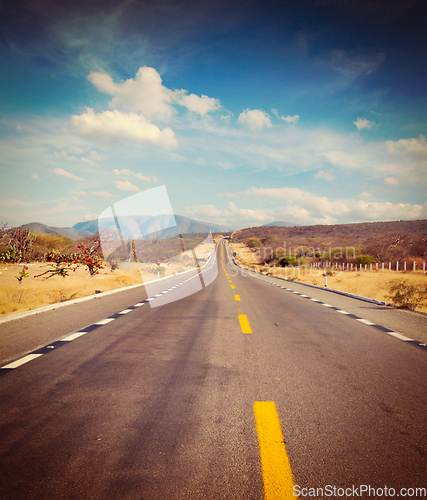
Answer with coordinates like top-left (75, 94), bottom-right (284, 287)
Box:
top-left (230, 243), bottom-right (427, 313)
top-left (0, 263), bottom-right (144, 318)
top-left (230, 243), bottom-right (263, 266)
top-left (0, 240), bottom-right (215, 318)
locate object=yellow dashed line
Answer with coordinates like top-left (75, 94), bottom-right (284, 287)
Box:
top-left (234, 295), bottom-right (240, 301)
top-left (254, 401), bottom-right (297, 500)
top-left (239, 314), bottom-right (252, 333)
top-left (231, 285), bottom-right (236, 289)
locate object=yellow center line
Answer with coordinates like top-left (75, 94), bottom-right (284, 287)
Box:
top-left (234, 295), bottom-right (240, 301)
top-left (231, 285), bottom-right (236, 289)
top-left (239, 314), bottom-right (252, 333)
top-left (254, 401), bottom-right (298, 500)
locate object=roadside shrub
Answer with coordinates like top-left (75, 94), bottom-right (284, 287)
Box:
top-left (277, 255), bottom-right (292, 267)
top-left (247, 237), bottom-right (263, 249)
top-left (387, 280), bottom-right (427, 310)
top-left (355, 254), bottom-right (376, 266)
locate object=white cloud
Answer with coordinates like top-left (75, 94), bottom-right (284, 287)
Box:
top-left (71, 108), bottom-right (177, 148)
top-left (113, 168), bottom-right (133, 176)
top-left (115, 180), bottom-right (141, 192)
top-left (52, 167), bottom-right (83, 181)
top-left (70, 190), bottom-right (87, 196)
top-left (55, 150), bottom-right (78, 161)
top-left (177, 93), bottom-right (220, 116)
top-left (328, 50), bottom-right (386, 81)
top-left (237, 109), bottom-right (273, 132)
top-left (0, 199), bottom-right (32, 207)
top-left (324, 150), bottom-right (358, 168)
top-left (384, 177), bottom-right (400, 186)
top-left (313, 169), bottom-right (335, 181)
top-left (89, 191), bottom-right (119, 198)
top-left (31, 173), bottom-right (40, 180)
top-left (88, 67), bottom-right (176, 123)
top-left (385, 134), bottom-right (427, 159)
top-left (217, 161), bottom-right (234, 170)
top-left (135, 173), bottom-right (158, 182)
top-left (185, 204), bottom-right (223, 219)
top-left (283, 115), bottom-right (299, 124)
top-left (354, 117), bottom-right (375, 130)
top-left (226, 187), bottom-right (427, 225)
top-left (272, 110), bottom-right (299, 123)
top-left (88, 66), bottom-right (220, 120)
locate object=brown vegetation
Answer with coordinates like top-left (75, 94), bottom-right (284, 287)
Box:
top-left (232, 219), bottom-right (427, 266)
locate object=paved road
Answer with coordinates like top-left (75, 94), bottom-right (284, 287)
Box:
top-left (0, 241), bottom-right (426, 499)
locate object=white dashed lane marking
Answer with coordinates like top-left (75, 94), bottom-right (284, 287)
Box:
top-left (0, 270), bottom-right (206, 375)
top-left (2, 354), bottom-right (43, 369)
top-left (357, 318), bottom-right (376, 326)
top-left (250, 272), bottom-right (425, 351)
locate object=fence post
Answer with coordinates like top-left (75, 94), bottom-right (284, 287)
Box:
top-left (404, 261), bottom-right (406, 272)
top-left (396, 261), bottom-right (399, 272)
top-left (389, 262), bottom-right (391, 272)
top-left (413, 261), bottom-right (416, 273)
top-left (424, 261), bottom-right (426, 275)
top-left (370, 263), bottom-right (372, 271)
top-left (382, 262), bottom-right (384, 272)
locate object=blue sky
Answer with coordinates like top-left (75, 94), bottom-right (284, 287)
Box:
top-left (0, 0), bottom-right (426, 229)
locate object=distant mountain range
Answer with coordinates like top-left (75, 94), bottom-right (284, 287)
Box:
top-left (21, 215), bottom-right (233, 240)
top-left (261, 221), bottom-right (300, 227)
top-left (21, 222), bottom-right (93, 240)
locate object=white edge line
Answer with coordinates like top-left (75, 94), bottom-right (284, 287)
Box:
top-left (118, 309), bottom-right (132, 314)
top-left (357, 318), bottom-right (375, 326)
top-left (322, 304), bottom-right (334, 308)
top-left (337, 310), bottom-right (350, 315)
top-left (387, 331), bottom-right (412, 341)
top-left (95, 318), bottom-right (115, 325)
top-left (62, 331), bottom-right (87, 341)
top-left (2, 353), bottom-right (43, 369)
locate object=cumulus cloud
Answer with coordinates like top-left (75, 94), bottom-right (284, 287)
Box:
top-left (115, 180), bottom-right (141, 192)
top-left (52, 167), bottom-right (83, 181)
top-left (89, 67), bottom-right (176, 122)
top-left (177, 93), bottom-right (220, 116)
top-left (113, 168), bottom-right (133, 176)
top-left (272, 110), bottom-right (299, 123)
top-left (354, 117), bottom-right (375, 130)
top-left (71, 108), bottom-right (177, 148)
top-left (55, 150), bottom-right (78, 161)
top-left (88, 66), bottom-right (220, 120)
top-left (135, 173), bottom-right (158, 182)
top-left (222, 187), bottom-right (427, 226)
top-left (31, 173), bottom-right (40, 180)
top-left (314, 169), bottom-right (335, 181)
top-left (184, 204), bottom-right (223, 219)
top-left (385, 134), bottom-right (427, 159)
top-left (237, 109), bottom-right (273, 132)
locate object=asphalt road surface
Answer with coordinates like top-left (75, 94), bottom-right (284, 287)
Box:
top-left (0, 241), bottom-right (426, 499)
